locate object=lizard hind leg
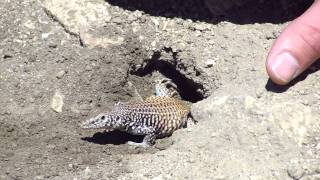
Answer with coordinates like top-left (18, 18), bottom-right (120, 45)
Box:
top-left (187, 116), bottom-right (197, 127)
top-left (183, 114), bottom-right (197, 128)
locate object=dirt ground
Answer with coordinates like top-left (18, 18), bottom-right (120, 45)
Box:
top-left (1, 0), bottom-right (320, 179)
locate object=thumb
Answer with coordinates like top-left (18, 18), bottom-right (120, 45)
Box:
top-left (266, 0), bottom-right (320, 85)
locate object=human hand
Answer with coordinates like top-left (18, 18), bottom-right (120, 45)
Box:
top-left (266, 0), bottom-right (320, 85)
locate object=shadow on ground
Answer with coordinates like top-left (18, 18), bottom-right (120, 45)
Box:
top-left (107, 0), bottom-right (313, 24)
top-left (82, 130), bottom-right (144, 145)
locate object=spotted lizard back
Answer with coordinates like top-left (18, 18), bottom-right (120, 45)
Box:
top-left (113, 96), bottom-right (190, 137)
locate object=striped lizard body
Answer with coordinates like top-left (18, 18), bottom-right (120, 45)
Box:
top-left (81, 79), bottom-right (194, 147)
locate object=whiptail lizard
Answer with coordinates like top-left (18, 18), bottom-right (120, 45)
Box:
top-left (81, 79), bottom-right (195, 147)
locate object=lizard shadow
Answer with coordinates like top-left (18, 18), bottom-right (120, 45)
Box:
top-left (81, 130), bottom-right (144, 145)
top-left (265, 60), bottom-right (320, 93)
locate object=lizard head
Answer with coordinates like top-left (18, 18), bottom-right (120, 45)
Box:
top-left (81, 113), bottom-right (114, 129)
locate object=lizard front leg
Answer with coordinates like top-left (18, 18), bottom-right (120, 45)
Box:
top-left (127, 133), bottom-right (156, 147)
top-left (155, 78), bottom-right (178, 97)
top-left (126, 125), bottom-right (156, 147)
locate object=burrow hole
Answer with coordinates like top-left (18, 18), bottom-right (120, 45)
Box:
top-left (130, 48), bottom-right (205, 103)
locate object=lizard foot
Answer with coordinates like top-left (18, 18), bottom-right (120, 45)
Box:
top-left (127, 141), bottom-right (151, 148)
top-left (183, 116), bottom-right (197, 128)
top-left (127, 133), bottom-right (156, 147)
top-left (187, 116), bottom-right (197, 127)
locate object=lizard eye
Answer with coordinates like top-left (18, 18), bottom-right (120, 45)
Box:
top-left (101, 115), bottom-right (105, 120)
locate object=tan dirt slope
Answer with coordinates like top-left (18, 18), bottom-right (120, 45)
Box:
top-left (0, 0), bottom-right (319, 179)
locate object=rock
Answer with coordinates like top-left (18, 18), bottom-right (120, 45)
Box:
top-left (84, 166), bottom-right (91, 176)
top-left (204, 59), bottom-right (216, 68)
top-left (79, 27), bottom-right (124, 48)
top-left (42, 0), bottom-right (111, 35)
top-left (51, 90), bottom-right (64, 113)
top-left (155, 138), bottom-right (174, 150)
top-left (41, 32), bottom-right (53, 39)
top-left (194, 23), bottom-right (209, 31)
top-left (287, 164), bottom-right (305, 180)
top-left (268, 102), bottom-right (318, 146)
top-left (287, 158), bottom-right (320, 180)
top-left (56, 70), bottom-right (66, 79)
top-left (48, 43), bottom-right (57, 48)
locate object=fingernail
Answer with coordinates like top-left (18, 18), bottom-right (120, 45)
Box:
top-left (271, 52), bottom-right (300, 83)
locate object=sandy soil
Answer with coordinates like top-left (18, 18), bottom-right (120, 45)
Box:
top-left (1, 0), bottom-right (319, 179)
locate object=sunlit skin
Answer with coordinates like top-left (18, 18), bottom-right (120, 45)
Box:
top-left (266, 0), bottom-right (320, 85)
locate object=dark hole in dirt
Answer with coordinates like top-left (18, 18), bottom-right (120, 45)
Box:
top-left (81, 130), bottom-right (144, 145)
top-left (131, 51), bottom-right (205, 103)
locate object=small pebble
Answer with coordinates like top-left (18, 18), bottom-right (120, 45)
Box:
top-left (49, 43), bottom-right (57, 48)
top-left (287, 164), bottom-right (305, 180)
top-left (56, 70), bottom-right (66, 79)
top-left (205, 59), bottom-right (215, 68)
